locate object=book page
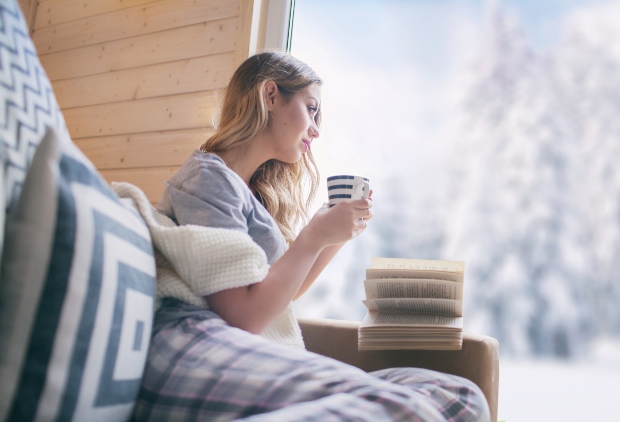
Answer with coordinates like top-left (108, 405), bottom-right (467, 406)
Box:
top-left (363, 298), bottom-right (462, 316)
top-left (371, 257), bottom-right (464, 273)
top-left (364, 278), bottom-right (463, 300)
top-left (361, 311), bottom-right (463, 328)
top-left (365, 268), bottom-right (463, 283)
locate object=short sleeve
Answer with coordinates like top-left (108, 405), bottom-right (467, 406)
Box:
top-left (164, 159), bottom-right (252, 233)
top-left (157, 152), bottom-right (287, 265)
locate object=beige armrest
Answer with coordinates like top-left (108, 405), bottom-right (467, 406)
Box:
top-left (299, 318), bottom-right (499, 422)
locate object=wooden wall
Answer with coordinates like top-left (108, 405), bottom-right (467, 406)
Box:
top-left (25, 0), bottom-right (262, 203)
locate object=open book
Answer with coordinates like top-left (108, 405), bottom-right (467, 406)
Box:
top-left (358, 257), bottom-right (465, 351)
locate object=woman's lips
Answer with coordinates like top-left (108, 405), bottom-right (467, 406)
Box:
top-left (302, 139), bottom-right (311, 151)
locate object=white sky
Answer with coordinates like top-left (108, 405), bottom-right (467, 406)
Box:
top-left (291, 0), bottom-right (618, 212)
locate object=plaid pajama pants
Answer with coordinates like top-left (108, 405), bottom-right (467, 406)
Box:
top-left (131, 299), bottom-right (490, 422)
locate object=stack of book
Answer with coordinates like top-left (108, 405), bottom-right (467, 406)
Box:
top-left (358, 257), bottom-right (465, 351)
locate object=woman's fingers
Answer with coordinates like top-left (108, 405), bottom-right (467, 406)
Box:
top-left (353, 218), bottom-right (368, 236)
top-left (307, 197), bottom-right (375, 245)
top-left (352, 198), bottom-right (373, 210)
top-left (350, 199), bottom-right (373, 220)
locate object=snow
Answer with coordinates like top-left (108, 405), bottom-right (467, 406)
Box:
top-left (498, 356), bottom-right (620, 422)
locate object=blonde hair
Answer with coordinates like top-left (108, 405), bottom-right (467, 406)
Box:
top-left (200, 52), bottom-right (322, 244)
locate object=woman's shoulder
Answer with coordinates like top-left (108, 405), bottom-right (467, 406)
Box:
top-left (175, 151), bottom-right (249, 199)
top-left (178, 151), bottom-right (231, 181)
top-left (185, 150), bottom-right (225, 171)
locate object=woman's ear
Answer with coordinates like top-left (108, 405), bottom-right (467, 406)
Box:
top-left (264, 80), bottom-right (278, 111)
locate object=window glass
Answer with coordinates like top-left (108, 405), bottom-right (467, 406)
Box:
top-left (291, 1), bottom-right (620, 420)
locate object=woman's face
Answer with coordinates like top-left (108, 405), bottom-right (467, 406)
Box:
top-left (265, 83), bottom-right (321, 163)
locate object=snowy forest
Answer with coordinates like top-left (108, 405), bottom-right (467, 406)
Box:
top-left (294, 2), bottom-right (620, 358)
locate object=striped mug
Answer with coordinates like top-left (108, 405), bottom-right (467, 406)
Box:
top-left (327, 175), bottom-right (370, 207)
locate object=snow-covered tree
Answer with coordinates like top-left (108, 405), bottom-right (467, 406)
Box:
top-left (366, 173), bottom-right (446, 261)
top-left (445, 2), bottom-right (593, 357)
top-left (555, 3), bottom-right (620, 336)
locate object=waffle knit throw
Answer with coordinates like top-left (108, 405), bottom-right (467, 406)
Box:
top-left (111, 182), bottom-right (305, 349)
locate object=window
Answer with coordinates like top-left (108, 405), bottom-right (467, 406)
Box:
top-left (290, 1), bottom-right (620, 420)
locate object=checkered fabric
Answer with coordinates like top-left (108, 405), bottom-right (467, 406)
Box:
top-left (131, 299), bottom-right (490, 422)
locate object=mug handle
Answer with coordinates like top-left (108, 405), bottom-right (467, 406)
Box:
top-left (355, 180), bottom-right (370, 199)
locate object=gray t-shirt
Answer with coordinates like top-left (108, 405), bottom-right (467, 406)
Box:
top-left (157, 151), bottom-right (287, 264)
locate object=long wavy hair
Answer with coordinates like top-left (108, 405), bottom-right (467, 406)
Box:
top-left (200, 52), bottom-right (322, 244)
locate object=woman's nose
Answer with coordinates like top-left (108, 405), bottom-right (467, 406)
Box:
top-left (309, 122), bottom-right (320, 139)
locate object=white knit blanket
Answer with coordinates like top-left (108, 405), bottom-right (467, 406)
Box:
top-left (111, 182), bottom-right (305, 350)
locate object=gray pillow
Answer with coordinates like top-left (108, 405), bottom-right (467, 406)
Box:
top-left (0, 127), bottom-right (157, 421)
top-left (0, 1), bottom-right (157, 419)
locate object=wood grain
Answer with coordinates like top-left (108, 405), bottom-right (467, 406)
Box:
top-left (33, 0), bottom-right (239, 54)
top-left (53, 53), bottom-right (233, 108)
top-left (100, 166), bottom-right (178, 204)
top-left (64, 91), bottom-right (220, 138)
top-left (34, 0), bottom-right (155, 29)
top-left (74, 128), bottom-right (211, 170)
top-left (39, 18), bottom-right (237, 81)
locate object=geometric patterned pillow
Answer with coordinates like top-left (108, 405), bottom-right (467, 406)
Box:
top-left (0, 128), bottom-right (156, 421)
top-left (0, 1), bottom-right (156, 419)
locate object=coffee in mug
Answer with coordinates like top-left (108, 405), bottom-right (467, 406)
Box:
top-left (327, 175), bottom-right (370, 207)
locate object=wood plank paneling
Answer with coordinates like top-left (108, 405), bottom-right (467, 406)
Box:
top-left (64, 91), bottom-right (220, 138)
top-left (100, 166), bottom-right (179, 203)
top-left (30, 0), bottom-right (259, 201)
top-left (40, 18), bottom-right (238, 81)
top-left (33, 0), bottom-right (239, 54)
top-left (53, 53), bottom-right (233, 108)
top-left (74, 128), bottom-right (211, 170)
top-left (34, 0), bottom-right (156, 29)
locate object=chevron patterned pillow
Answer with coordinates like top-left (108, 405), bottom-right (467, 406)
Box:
top-left (0, 1), bottom-right (156, 420)
top-left (0, 1), bottom-right (72, 255)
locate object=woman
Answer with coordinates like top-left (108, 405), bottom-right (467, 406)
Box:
top-left (132, 52), bottom-right (490, 421)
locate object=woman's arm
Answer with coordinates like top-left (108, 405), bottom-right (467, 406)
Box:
top-left (207, 199), bottom-right (372, 334)
top-left (295, 191), bottom-right (374, 300)
top-left (293, 244), bottom-right (342, 300)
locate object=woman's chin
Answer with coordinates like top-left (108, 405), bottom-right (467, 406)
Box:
top-left (283, 153), bottom-right (304, 164)
top-left (273, 147), bottom-right (306, 164)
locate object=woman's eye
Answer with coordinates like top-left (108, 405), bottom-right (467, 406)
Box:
top-left (308, 106), bottom-right (318, 114)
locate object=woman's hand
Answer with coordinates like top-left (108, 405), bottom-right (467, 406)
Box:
top-left (301, 196), bottom-right (373, 249)
top-left (293, 190), bottom-right (375, 300)
top-left (208, 191), bottom-right (374, 334)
